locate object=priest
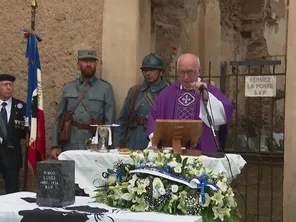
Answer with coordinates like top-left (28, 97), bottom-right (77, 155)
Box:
top-left (146, 53), bottom-right (234, 152)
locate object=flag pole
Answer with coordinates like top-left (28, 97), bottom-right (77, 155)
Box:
top-left (23, 0), bottom-right (38, 191)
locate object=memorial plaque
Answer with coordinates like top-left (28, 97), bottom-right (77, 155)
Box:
top-left (36, 160), bottom-right (75, 207)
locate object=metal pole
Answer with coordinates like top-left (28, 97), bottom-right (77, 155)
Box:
top-left (23, 0), bottom-right (38, 191)
top-left (31, 0), bottom-right (38, 31)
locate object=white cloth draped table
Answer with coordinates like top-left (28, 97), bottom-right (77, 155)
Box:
top-left (0, 192), bottom-right (202, 222)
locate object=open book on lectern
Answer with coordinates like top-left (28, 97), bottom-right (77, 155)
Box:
top-left (151, 119), bottom-right (203, 151)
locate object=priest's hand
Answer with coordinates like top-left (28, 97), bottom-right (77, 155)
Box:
top-left (50, 147), bottom-right (62, 159)
top-left (191, 81), bottom-right (209, 101)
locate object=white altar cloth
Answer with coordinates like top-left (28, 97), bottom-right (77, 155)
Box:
top-left (0, 192), bottom-right (202, 222)
top-left (58, 150), bottom-right (246, 197)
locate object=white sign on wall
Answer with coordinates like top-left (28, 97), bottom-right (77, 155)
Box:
top-left (245, 76), bottom-right (276, 97)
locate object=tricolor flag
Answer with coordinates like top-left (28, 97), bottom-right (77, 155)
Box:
top-left (24, 29), bottom-right (46, 175)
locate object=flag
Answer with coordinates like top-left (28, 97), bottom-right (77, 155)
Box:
top-left (24, 29), bottom-right (46, 175)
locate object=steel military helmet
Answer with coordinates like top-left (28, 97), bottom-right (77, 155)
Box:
top-left (140, 53), bottom-right (164, 70)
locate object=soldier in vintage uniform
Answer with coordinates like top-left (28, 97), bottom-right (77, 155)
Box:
top-left (0, 74), bottom-right (26, 194)
top-left (50, 50), bottom-right (116, 159)
top-left (113, 53), bottom-right (169, 150)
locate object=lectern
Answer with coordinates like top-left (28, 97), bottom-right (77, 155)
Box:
top-left (152, 119), bottom-right (203, 156)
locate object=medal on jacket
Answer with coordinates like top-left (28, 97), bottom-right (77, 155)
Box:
top-left (14, 120), bottom-right (24, 129)
top-left (17, 103), bottom-right (23, 109)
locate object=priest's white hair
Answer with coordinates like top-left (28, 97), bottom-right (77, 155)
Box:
top-left (177, 54), bottom-right (201, 69)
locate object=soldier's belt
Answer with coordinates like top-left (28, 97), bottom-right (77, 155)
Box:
top-left (72, 119), bottom-right (104, 130)
top-left (72, 120), bottom-right (92, 130)
top-left (137, 117), bottom-right (147, 125)
top-left (128, 117), bottom-right (147, 128)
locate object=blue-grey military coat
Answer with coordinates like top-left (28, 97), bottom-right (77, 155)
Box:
top-left (113, 77), bottom-right (168, 150)
top-left (51, 76), bottom-right (116, 151)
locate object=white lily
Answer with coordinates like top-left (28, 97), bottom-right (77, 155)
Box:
top-left (211, 190), bottom-right (224, 205)
top-left (137, 184), bottom-right (147, 195)
top-left (121, 192), bottom-right (134, 201)
top-left (148, 152), bottom-right (158, 162)
top-left (127, 184), bottom-right (136, 193)
top-left (167, 159), bottom-right (179, 168)
top-left (165, 153), bottom-right (171, 160)
top-left (129, 174), bottom-right (138, 187)
top-left (225, 192), bottom-right (237, 208)
top-left (174, 166), bottom-right (182, 173)
top-left (155, 161), bottom-right (164, 168)
top-left (187, 158), bottom-right (194, 165)
top-left (212, 203), bottom-right (231, 221)
top-left (217, 180), bottom-right (228, 192)
top-left (163, 149), bottom-right (171, 154)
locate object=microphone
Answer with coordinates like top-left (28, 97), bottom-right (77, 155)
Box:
top-left (199, 85), bottom-right (207, 95)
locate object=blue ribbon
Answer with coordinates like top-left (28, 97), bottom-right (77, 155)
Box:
top-left (132, 166), bottom-right (191, 184)
top-left (107, 168), bottom-right (116, 174)
top-left (197, 173), bottom-right (209, 205)
top-left (116, 169), bottom-right (121, 183)
top-left (163, 165), bottom-right (171, 173)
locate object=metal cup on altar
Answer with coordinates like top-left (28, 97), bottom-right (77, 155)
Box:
top-left (98, 126), bottom-right (109, 153)
top-left (88, 123), bottom-right (120, 153)
top-left (85, 138), bottom-right (98, 152)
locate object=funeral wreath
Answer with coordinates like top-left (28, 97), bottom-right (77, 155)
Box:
top-left (95, 150), bottom-right (241, 222)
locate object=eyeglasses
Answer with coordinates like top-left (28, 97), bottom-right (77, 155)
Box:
top-left (178, 70), bottom-right (198, 77)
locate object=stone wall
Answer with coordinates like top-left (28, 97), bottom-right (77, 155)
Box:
top-left (151, 0), bottom-right (286, 138)
top-left (0, 0), bottom-right (104, 151)
top-left (0, 0), bottom-right (103, 192)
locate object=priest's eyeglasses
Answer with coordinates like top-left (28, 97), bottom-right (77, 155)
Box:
top-left (178, 70), bottom-right (198, 77)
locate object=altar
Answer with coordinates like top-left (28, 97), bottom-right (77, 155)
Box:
top-left (58, 150), bottom-right (246, 197)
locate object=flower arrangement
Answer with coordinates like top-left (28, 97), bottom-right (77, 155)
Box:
top-left (95, 150), bottom-right (240, 221)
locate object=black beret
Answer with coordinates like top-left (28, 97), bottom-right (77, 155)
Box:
top-left (0, 74), bottom-right (16, 82)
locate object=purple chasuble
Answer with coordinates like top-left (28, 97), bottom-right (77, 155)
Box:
top-left (146, 80), bottom-right (234, 152)
top-left (174, 89), bottom-right (198, 120)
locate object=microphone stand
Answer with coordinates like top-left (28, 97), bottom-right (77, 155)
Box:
top-left (200, 88), bottom-right (224, 157)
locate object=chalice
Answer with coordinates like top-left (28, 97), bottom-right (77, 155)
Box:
top-left (98, 126), bottom-right (109, 153)
top-left (88, 124), bottom-right (120, 153)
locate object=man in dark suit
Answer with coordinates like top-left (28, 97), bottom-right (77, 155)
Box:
top-left (0, 74), bottom-right (26, 194)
